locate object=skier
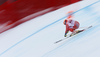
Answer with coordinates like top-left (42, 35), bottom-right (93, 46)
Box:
top-left (63, 11), bottom-right (81, 37)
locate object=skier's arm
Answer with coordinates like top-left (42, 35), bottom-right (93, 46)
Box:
top-left (63, 20), bottom-right (67, 25)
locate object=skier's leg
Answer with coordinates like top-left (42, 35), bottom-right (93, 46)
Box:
top-left (69, 29), bottom-right (75, 36)
top-left (70, 21), bottom-right (80, 36)
top-left (73, 21), bottom-right (79, 29)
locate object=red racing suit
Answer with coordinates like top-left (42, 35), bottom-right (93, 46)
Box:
top-left (63, 19), bottom-right (80, 34)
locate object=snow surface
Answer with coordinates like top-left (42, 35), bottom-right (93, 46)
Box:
top-left (0, 0), bottom-right (100, 57)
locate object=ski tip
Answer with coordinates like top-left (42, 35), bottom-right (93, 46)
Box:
top-left (54, 39), bottom-right (62, 44)
top-left (90, 25), bottom-right (92, 27)
top-left (88, 25), bottom-right (92, 29)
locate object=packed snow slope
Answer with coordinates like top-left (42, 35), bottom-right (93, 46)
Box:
top-left (0, 0), bottom-right (100, 57)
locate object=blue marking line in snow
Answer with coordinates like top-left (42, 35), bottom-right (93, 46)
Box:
top-left (0, 0), bottom-right (99, 56)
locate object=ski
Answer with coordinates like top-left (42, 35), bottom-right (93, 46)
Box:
top-left (54, 26), bottom-right (92, 44)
